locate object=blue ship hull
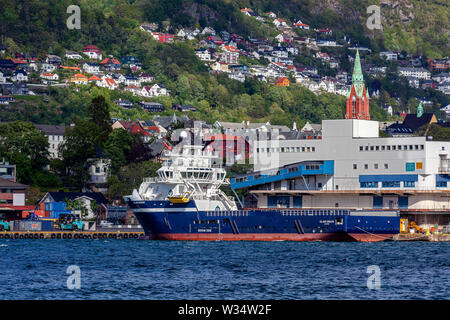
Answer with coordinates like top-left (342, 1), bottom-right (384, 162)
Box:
top-left (127, 200), bottom-right (400, 242)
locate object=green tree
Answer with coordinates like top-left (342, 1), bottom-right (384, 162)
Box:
top-left (0, 121), bottom-right (49, 184)
top-left (88, 95), bottom-right (112, 146)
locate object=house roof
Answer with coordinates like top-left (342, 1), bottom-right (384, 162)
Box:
top-left (403, 113), bottom-right (437, 131)
top-left (34, 124), bottom-right (66, 135)
top-left (42, 192), bottom-right (107, 204)
top-left (0, 177), bottom-right (28, 189)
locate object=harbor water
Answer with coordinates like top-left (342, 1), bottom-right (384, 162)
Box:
top-left (0, 240), bottom-right (448, 300)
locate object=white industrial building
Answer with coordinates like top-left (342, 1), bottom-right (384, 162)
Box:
top-left (231, 119), bottom-right (450, 229)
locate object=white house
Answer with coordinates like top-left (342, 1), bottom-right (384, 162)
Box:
top-left (0, 71), bottom-right (7, 83)
top-left (273, 18), bottom-right (289, 28)
top-left (65, 50), bottom-right (83, 59)
top-left (41, 63), bottom-right (56, 73)
top-left (195, 48), bottom-right (212, 61)
top-left (83, 62), bottom-right (100, 74)
top-left (40, 73), bottom-right (59, 81)
top-left (146, 84), bottom-right (168, 97)
top-left (398, 67), bottom-right (431, 80)
top-left (11, 70), bottom-right (28, 82)
top-left (380, 51), bottom-right (398, 61)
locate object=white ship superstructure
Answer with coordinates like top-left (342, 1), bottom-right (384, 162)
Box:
top-left (132, 144), bottom-right (237, 211)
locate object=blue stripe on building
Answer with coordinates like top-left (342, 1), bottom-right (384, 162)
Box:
top-left (359, 174), bottom-right (418, 183)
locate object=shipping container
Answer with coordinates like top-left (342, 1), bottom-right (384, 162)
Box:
top-left (41, 220), bottom-right (54, 231)
top-left (24, 221), bottom-right (42, 231)
top-left (45, 202), bottom-right (66, 211)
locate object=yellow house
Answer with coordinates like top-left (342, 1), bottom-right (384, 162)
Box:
top-left (70, 73), bottom-right (88, 84)
top-left (276, 77), bottom-right (290, 87)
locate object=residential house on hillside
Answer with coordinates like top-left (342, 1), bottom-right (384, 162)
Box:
top-left (124, 75), bottom-right (139, 86)
top-left (380, 51), bottom-right (398, 61)
top-left (195, 48), bottom-right (212, 61)
top-left (41, 63), bottom-right (56, 73)
top-left (34, 124), bottom-right (66, 159)
top-left (65, 50), bottom-right (83, 59)
top-left (70, 73), bottom-right (88, 85)
top-left (217, 45), bottom-right (239, 64)
top-left (294, 21), bottom-right (310, 30)
top-left (114, 99), bottom-right (134, 109)
top-left (40, 73), bottom-right (59, 84)
top-left (46, 55), bottom-right (62, 65)
top-left (139, 101), bottom-right (165, 112)
top-left (275, 77), bottom-right (290, 87)
top-left (138, 73), bottom-right (154, 83)
top-left (146, 84), bottom-right (168, 97)
top-left (100, 58), bottom-right (121, 71)
top-left (83, 45), bottom-right (102, 60)
top-left (82, 62), bottom-right (100, 74)
top-left (11, 69), bottom-right (28, 82)
top-left (273, 18), bottom-right (289, 28)
top-left (398, 67), bottom-right (431, 80)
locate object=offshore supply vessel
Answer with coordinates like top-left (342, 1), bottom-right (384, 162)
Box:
top-left (125, 144), bottom-right (399, 242)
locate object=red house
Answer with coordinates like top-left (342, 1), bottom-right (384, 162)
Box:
top-left (204, 134), bottom-right (250, 164)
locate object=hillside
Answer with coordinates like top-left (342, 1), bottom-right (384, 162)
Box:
top-left (0, 0), bottom-right (448, 127)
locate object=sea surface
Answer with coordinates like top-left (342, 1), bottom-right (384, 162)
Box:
top-left (0, 240), bottom-right (448, 300)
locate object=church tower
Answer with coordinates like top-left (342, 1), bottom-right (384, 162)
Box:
top-left (345, 49), bottom-right (370, 120)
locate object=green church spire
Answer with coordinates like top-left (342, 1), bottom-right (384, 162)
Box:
top-left (417, 102), bottom-right (424, 118)
top-left (347, 49), bottom-right (366, 98)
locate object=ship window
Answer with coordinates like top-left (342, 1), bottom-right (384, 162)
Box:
top-left (374, 164), bottom-right (378, 169)
top-left (375, 146), bottom-right (379, 151)
top-left (387, 146), bottom-right (391, 150)
top-left (392, 146), bottom-right (396, 150)
top-left (353, 164), bottom-right (357, 170)
top-left (365, 146), bottom-right (368, 151)
top-left (364, 164), bottom-right (368, 169)
top-left (360, 146), bottom-right (363, 151)
top-left (381, 146), bottom-right (385, 151)
top-left (420, 145), bottom-right (424, 150)
top-left (370, 146), bottom-right (374, 151)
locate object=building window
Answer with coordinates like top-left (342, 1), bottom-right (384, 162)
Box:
top-left (392, 146), bottom-right (396, 150)
top-left (370, 146), bottom-right (374, 151)
top-left (387, 146), bottom-right (391, 151)
top-left (360, 182), bottom-right (378, 188)
top-left (312, 147), bottom-right (315, 152)
top-left (382, 181), bottom-right (400, 188)
top-left (374, 164), bottom-right (378, 169)
top-left (365, 146), bottom-right (369, 151)
top-left (420, 145), bottom-right (424, 150)
top-left (404, 181), bottom-right (415, 188)
top-left (384, 163), bottom-right (389, 169)
top-left (353, 164), bottom-right (357, 170)
top-left (414, 145), bottom-right (418, 150)
top-left (381, 146), bottom-right (385, 151)
top-left (359, 146), bottom-right (363, 151)
top-left (364, 164), bottom-right (368, 169)
top-left (375, 146), bottom-right (379, 151)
